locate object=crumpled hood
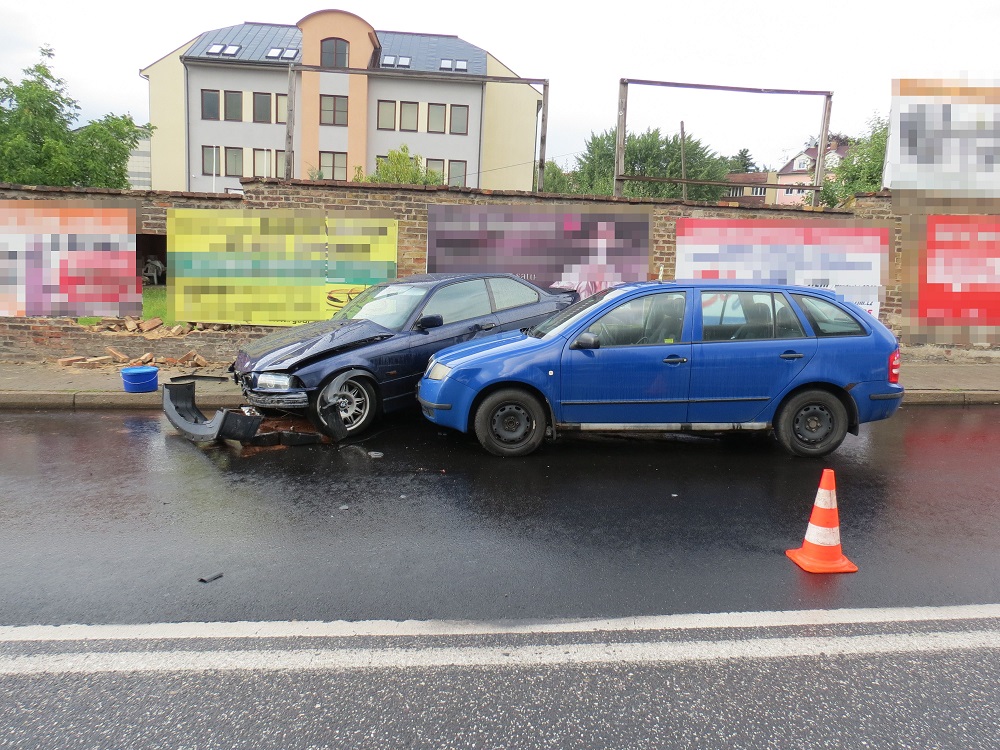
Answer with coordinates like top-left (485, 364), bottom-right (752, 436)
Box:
top-left (234, 318), bottom-right (394, 372)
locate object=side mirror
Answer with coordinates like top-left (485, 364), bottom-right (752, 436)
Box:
top-left (570, 331), bottom-right (600, 350)
top-left (416, 314), bottom-right (443, 330)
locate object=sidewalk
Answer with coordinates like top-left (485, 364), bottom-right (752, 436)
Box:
top-left (0, 357), bottom-right (996, 410)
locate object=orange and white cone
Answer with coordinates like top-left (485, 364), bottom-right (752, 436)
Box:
top-left (786, 469), bottom-right (858, 574)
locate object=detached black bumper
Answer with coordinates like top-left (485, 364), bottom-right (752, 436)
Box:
top-left (163, 382), bottom-right (263, 443)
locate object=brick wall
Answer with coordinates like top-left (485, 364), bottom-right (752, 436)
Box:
top-left (0, 318), bottom-right (277, 363)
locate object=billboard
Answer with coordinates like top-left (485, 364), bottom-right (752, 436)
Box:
top-left (0, 200), bottom-right (140, 318)
top-left (675, 218), bottom-right (890, 317)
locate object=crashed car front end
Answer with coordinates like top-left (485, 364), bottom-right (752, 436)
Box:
top-left (231, 367), bottom-right (311, 410)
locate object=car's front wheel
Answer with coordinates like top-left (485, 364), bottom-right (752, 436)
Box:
top-left (309, 376), bottom-right (377, 438)
top-left (775, 389), bottom-right (848, 457)
top-left (474, 388), bottom-right (547, 457)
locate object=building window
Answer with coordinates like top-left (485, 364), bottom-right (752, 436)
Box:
top-left (784, 187), bottom-right (794, 195)
top-left (400, 101), bottom-right (418, 132)
top-left (201, 90), bottom-right (220, 120)
top-left (375, 155), bottom-right (388, 169)
top-left (426, 158), bottom-right (445, 184)
top-left (253, 93), bottom-right (271, 123)
top-left (397, 56), bottom-right (411, 68)
top-left (275, 150), bottom-right (286, 177)
top-left (321, 95), bottom-right (348, 126)
top-left (427, 103), bottom-right (446, 134)
top-left (796, 158), bottom-right (810, 170)
top-left (377, 100), bottom-right (396, 130)
top-left (449, 104), bottom-right (469, 135)
top-left (253, 149), bottom-right (269, 178)
top-left (448, 160), bottom-right (467, 188)
top-left (319, 151), bottom-right (348, 181)
top-left (223, 91), bottom-right (242, 122)
top-left (455, 60), bottom-right (468, 72)
top-left (796, 188), bottom-right (806, 194)
top-left (224, 147), bottom-right (243, 177)
top-left (201, 146), bottom-right (220, 176)
top-left (727, 186), bottom-right (742, 197)
top-left (440, 59), bottom-right (453, 71)
top-left (321, 38), bottom-right (349, 69)
top-left (751, 186), bottom-right (766, 196)
top-left (275, 94), bottom-right (287, 124)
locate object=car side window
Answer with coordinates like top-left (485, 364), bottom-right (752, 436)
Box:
top-left (421, 279), bottom-right (492, 325)
top-left (586, 292), bottom-right (685, 346)
top-left (774, 295), bottom-right (806, 338)
top-left (792, 294), bottom-right (866, 336)
top-left (488, 277), bottom-right (539, 311)
top-left (701, 291), bottom-right (777, 341)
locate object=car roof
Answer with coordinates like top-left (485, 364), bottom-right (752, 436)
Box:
top-left (378, 272), bottom-right (532, 288)
top-left (616, 280), bottom-right (839, 298)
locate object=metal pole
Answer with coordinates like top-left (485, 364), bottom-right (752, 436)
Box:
top-left (679, 121), bottom-right (688, 201)
top-left (537, 80), bottom-right (549, 191)
top-left (614, 79), bottom-right (628, 197)
top-left (284, 63), bottom-right (296, 179)
top-left (812, 93), bottom-right (833, 206)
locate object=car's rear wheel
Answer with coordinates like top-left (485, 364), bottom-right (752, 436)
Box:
top-left (474, 388), bottom-right (546, 457)
top-left (309, 376), bottom-right (377, 438)
top-left (775, 389), bottom-right (848, 457)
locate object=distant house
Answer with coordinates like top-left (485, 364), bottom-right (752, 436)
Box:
top-left (723, 171), bottom-right (779, 207)
top-left (774, 142), bottom-right (850, 206)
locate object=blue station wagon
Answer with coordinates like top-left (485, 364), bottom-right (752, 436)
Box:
top-left (416, 281), bottom-right (904, 457)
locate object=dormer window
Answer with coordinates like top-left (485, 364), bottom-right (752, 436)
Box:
top-left (266, 48), bottom-right (283, 59)
top-left (397, 56), bottom-right (411, 68)
top-left (383, 55), bottom-right (396, 67)
top-left (206, 44), bottom-right (225, 55)
top-left (221, 45), bottom-right (240, 56)
top-left (795, 157), bottom-right (810, 170)
top-left (280, 48), bottom-right (298, 60)
top-left (455, 60), bottom-right (468, 72)
top-left (440, 59), bottom-right (453, 70)
top-left (321, 38), bottom-right (349, 68)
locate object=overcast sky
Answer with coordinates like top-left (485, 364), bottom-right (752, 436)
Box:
top-left (2, 0), bottom-right (998, 172)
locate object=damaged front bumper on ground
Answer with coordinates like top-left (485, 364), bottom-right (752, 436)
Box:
top-left (162, 382), bottom-right (264, 442)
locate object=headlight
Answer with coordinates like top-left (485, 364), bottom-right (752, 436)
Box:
top-left (426, 362), bottom-right (452, 381)
top-left (256, 373), bottom-right (296, 390)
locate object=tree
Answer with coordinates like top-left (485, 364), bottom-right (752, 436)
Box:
top-left (0, 47), bottom-right (152, 189)
top-left (724, 148), bottom-right (758, 173)
top-left (352, 144), bottom-right (443, 185)
top-left (572, 126), bottom-right (730, 201)
top-left (539, 160), bottom-right (576, 193)
top-left (820, 116), bottom-right (888, 207)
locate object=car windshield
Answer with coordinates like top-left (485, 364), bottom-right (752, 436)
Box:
top-left (527, 287), bottom-right (626, 338)
top-left (332, 283), bottom-right (429, 331)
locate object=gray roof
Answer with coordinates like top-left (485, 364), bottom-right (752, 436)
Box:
top-left (182, 23), bottom-right (488, 74)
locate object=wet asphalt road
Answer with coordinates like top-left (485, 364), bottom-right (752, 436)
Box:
top-left (1, 403), bottom-right (998, 626)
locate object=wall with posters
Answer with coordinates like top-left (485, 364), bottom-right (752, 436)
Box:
top-left (0, 200), bottom-right (141, 318)
top-left (675, 218), bottom-right (890, 317)
top-left (167, 209), bottom-right (397, 326)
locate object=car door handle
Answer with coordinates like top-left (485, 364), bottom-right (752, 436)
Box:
top-left (780, 352), bottom-right (804, 359)
top-left (477, 322), bottom-right (496, 331)
top-left (662, 355), bottom-right (688, 364)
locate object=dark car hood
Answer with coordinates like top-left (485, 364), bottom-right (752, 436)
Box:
top-left (234, 318), bottom-right (395, 372)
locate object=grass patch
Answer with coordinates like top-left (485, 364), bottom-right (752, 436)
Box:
top-left (75, 285), bottom-right (176, 326)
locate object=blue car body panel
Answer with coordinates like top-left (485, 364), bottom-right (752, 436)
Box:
top-left (417, 281), bottom-right (904, 448)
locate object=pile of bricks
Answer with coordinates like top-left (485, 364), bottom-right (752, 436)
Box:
top-left (86, 316), bottom-right (234, 335)
top-left (58, 348), bottom-right (210, 369)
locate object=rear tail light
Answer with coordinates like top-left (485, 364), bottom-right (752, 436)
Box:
top-left (888, 348), bottom-right (900, 384)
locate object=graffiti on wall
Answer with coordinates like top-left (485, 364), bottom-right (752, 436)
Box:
top-left (675, 218), bottom-right (890, 317)
top-left (427, 205), bottom-right (651, 298)
top-left (0, 201), bottom-right (140, 318)
top-left (167, 209), bottom-right (397, 325)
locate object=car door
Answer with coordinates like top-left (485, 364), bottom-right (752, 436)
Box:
top-left (688, 290), bottom-right (817, 424)
top-left (405, 278), bottom-right (499, 389)
top-left (559, 290), bottom-right (691, 426)
top-left (487, 276), bottom-right (551, 331)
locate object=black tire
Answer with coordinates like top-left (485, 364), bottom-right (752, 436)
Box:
top-left (309, 376), bottom-right (377, 438)
top-left (474, 388), bottom-right (547, 457)
top-left (775, 389), bottom-right (848, 457)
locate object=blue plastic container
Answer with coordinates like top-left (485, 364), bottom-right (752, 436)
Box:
top-left (121, 366), bottom-right (159, 393)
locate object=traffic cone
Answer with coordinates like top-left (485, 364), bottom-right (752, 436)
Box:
top-left (786, 469), bottom-right (858, 574)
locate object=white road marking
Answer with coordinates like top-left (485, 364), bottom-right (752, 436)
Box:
top-left (1, 603), bottom-right (998, 643)
top-left (0, 629), bottom-right (997, 675)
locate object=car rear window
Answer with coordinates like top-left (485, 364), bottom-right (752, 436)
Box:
top-left (488, 277), bottom-right (539, 311)
top-left (792, 294), bottom-right (866, 337)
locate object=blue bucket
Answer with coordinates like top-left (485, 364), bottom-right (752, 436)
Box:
top-left (121, 365), bottom-right (159, 393)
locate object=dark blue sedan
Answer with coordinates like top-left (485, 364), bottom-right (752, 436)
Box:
top-left (417, 281), bottom-right (904, 457)
top-left (230, 273), bottom-right (577, 437)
